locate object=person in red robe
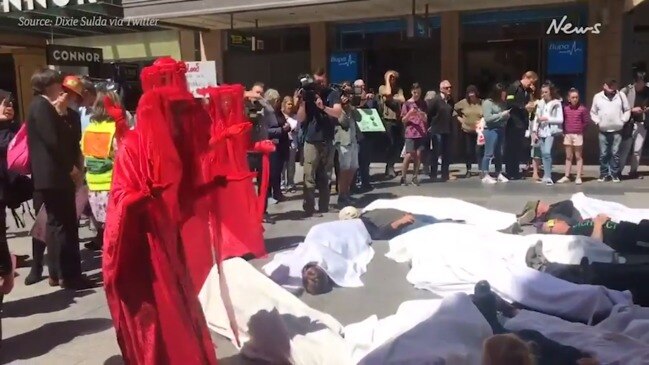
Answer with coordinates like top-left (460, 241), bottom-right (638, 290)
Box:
top-left (102, 58), bottom-right (218, 365)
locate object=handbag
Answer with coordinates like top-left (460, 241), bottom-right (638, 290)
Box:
top-left (7, 123), bottom-right (30, 175)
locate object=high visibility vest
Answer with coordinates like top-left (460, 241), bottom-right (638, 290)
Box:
top-left (81, 120), bottom-right (116, 191)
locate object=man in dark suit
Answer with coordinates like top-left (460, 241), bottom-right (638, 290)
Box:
top-left (25, 69), bottom-right (89, 289)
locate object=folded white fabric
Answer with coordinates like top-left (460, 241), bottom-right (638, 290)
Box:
top-left (505, 309), bottom-right (649, 365)
top-left (388, 223), bottom-right (632, 323)
top-left (263, 219), bottom-right (373, 289)
top-left (198, 258), bottom-right (353, 365)
top-left (345, 293), bottom-right (492, 365)
top-left (571, 192), bottom-right (649, 224)
top-left (363, 195), bottom-right (517, 232)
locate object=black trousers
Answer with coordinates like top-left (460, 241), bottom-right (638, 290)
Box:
top-left (430, 133), bottom-right (451, 179)
top-left (609, 220), bottom-right (649, 254)
top-left (356, 138), bottom-right (372, 186)
top-left (463, 131), bottom-right (484, 172)
top-left (248, 153), bottom-right (272, 213)
top-left (504, 126), bottom-right (526, 177)
top-left (34, 188), bottom-right (81, 280)
top-left (384, 120), bottom-right (403, 171)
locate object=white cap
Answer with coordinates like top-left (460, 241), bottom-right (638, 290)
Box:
top-left (338, 206), bottom-right (360, 220)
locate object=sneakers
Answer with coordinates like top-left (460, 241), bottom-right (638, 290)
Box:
top-left (482, 175), bottom-right (497, 184)
top-left (400, 177), bottom-right (406, 186)
top-left (597, 176), bottom-right (607, 182)
top-left (557, 176), bottom-right (570, 184)
top-left (612, 176), bottom-right (621, 183)
top-left (411, 176), bottom-right (420, 186)
top-left (496, 174), bottom-right (509, 183)
top-left (542, 178), bottom-right (554, 186)
top-left (575, 177), bottom-right (583, 185)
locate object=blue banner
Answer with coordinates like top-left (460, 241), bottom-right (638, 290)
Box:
top-left (329, 52), bottom-right (359, 84)
top-left (547, 39), bottom-right (585, 75)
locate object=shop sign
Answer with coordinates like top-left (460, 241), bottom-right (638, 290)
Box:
top-left (329, 52), bottom-right (358, 84)
top-left (547, 40), bottom-right (585, 75)
top-left (46, 44), bottom-right (103, 66)
top-left (3, 0), bottom-right (96, 13)
top-left (546, 15), bottom-right (601, 35)
top-left (185, 61), bottom-right (218, 97)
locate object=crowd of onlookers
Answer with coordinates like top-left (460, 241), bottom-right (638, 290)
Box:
top-left (245, 68), bottom-right (649, 220)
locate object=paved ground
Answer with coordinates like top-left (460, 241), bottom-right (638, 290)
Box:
top-left (2, 163), bottom-right (649, 365)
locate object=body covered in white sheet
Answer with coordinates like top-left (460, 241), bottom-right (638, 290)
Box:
top-left (364, 196), bottom-right (517, 232)
top-left (198, 258), bottom-right (353, 365)
top-left (571, 192), bottom-right (649, 224)
top-left (388, 223), bottom-right (632, 323)
top-left (263, 219), bottom-right (373, 289)
top-left (345, 293), bottom-right (492, 365)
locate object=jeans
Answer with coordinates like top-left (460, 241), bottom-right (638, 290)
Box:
top-left (356, 138), bottom-right (372, 186)
top-left (430, 133), bottom-right (451, 179)
top-left (598, 131), bottom-right (622, 178)
top-left (540, 135), bottom-right (555, 180)
top-left (282, 147), bottom-right (297, 187)
top-left (618, 122), bottom-right (647, 175)
top-left (463, 131), bottom-right (483, 172)
top-left (481, 128), bottom-right (504, 173)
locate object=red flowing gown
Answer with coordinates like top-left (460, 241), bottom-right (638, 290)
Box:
top-left (102, 88), bottom-right (217, 365)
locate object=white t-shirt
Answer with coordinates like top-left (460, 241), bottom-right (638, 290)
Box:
top-left (286, 115), bottom-right (299, 149)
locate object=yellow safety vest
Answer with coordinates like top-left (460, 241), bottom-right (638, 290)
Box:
top-left (81, 120), bottom-right (116, 191)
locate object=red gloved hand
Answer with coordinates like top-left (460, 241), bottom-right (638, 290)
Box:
top-left (252, 140), bottom-right (276, 154)
top-left (104, 96), bottom-right (130, 141)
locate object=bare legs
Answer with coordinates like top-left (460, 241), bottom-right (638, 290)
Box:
top-left (401, 150), bottom-right (421, 184)
top-left (563, 145), bottom-right (583, 181)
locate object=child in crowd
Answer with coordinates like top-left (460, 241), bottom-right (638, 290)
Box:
top-left (558, 88), bottom-right (589, 185)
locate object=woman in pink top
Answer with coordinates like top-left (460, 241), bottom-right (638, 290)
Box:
top-left (558, 88), bottom-right (590, 185)
top-left (400, 83), bottom-right (428, 186)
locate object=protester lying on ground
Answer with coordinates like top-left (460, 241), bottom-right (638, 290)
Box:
top-left (527, 240), bottom-right (649, 306)
top-left (517, 199), bottom-right (582, 226)
top-left (537, 215), bottom-right (649, 254)
top-left (473, 281), bottom-right (600, 365)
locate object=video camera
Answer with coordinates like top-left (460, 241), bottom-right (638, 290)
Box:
top-left (297, 74), bottom-right (318, 103)
top-left (330, 82), bottom-right (362, 106)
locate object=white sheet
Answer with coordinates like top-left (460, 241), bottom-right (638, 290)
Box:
top-left (571, 192), bottom-right (649, 224)
top-left (388, 223), bottom-right (632, 323)
top-left (505, 309), bottom-right (649, 365)
top-left (198, 258), bottom-right (353, 365)
top-left (263, 219), bottom-right (373, 289)
top-left (345, 294), bottom-right (492, 365)
top-left (363, 195), bottom-right (517, 232)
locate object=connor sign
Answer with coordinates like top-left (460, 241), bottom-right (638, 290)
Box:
top-left (46, 44), bottom-right (103, 66)
top-left (3, 0), bottom-right (96, 13)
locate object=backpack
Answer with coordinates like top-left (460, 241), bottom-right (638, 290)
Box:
top-left (7, 123), bottom-right (30, 175)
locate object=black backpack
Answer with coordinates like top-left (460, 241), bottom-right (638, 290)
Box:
top-left (4, 173), bottom-right (34, 228)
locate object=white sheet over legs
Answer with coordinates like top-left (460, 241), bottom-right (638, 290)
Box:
top-left (345, 293), bottom-right (492, 365)
top-left (571, 192), bottom-right (649, 224)
top-left (262, 219), bottom-right (373, 289)
top-left (505, 309), bottom-right (649, 365)
top-left (388, 223), bottom-right (632, 323)
top-left (198, 258), bottom-right (353, 365)
top-left (363, 196), bottom-right (517, 231)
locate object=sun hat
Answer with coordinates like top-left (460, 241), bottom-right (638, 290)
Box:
top-left (338, 206), bottom-right (360, 220)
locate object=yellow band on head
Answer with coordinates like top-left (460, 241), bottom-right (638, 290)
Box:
top-left (506, 95), bottom-right (515, 100)
top-left (546, 219), bottom-right (556, 228)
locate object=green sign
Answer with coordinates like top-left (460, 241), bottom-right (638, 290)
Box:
top-left (356, 108), bottom-right (385, 132)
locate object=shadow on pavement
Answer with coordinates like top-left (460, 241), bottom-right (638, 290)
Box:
top-left (353, 192), bottom-right (398, 208)
top-left (3, 289), bottom-right (95, 318)
top-left (264, 236), bottom-right (303, 254)
top-left (0, 318), bottom-right (114, 364)
top-left (81, 248), bottom-right (103, 273)
top-left (103, 355), bottom-right (124, 365)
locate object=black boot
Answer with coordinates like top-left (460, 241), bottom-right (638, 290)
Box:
top-left (471, 280), bottom-right (507, 334)
top-left (24, 240), bottom-right (46, 286)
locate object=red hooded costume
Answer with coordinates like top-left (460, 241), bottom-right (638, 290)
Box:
top-left (103, 57), bottom-right (271, 364)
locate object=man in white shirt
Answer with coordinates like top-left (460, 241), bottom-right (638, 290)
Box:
top-left (590, 79), bottom-right (631, 182)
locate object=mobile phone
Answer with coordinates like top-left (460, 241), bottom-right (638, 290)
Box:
top-left (1, 93), bottom-right (13, 106)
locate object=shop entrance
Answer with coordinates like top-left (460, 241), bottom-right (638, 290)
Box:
top-left (0, 53), bottom-right (17, 116)
top-left (462, 40), bottom-right (540, 96)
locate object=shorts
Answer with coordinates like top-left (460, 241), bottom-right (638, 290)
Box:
top-left (563, 133), bottom-right (584, 146)
top-left (531, 145), bottom-right (541, 159)
top-left (404, 137), bottom-right (427, 153)
top-left (336, 143), bottom-right (359, 170)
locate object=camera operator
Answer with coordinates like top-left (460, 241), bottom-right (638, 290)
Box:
top-left (352, 79), bottom-right (376, 192)
top-left (334, 83), bottom-right (363, 208)
top-left (295, 68), bottom-right (342, 217)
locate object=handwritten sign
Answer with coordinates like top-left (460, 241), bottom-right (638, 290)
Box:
top-left (185, 61), bottom-right (218, 97)
top-left (356, 108), bottom-right (385, 132)
top-left (329, 52), bottom-right (358, 84)
top-left (547, 40), bottom-right (585, 75)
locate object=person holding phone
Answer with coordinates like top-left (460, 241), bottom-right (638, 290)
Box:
top-left (481, 83), bottom-right (511, 184)
top-left (454, 85), bottom-right (484, 178)
top-left (400, 83), bottom-right (428, 186)
top-left (619, 71), bottom-right (649, 179)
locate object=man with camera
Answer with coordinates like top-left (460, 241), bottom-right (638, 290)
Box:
top-left (378, 70), bottom-right (405, 179)
top-left (295, 68), bottom-right (343, 217)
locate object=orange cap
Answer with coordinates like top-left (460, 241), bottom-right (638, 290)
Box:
top-left (62, 75), bottom-right (83, 98)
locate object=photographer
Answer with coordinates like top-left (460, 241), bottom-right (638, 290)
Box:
top-left (334, 83), bottom-right (361, 207)
top-left (295, 68), bottom-right (342, 217)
